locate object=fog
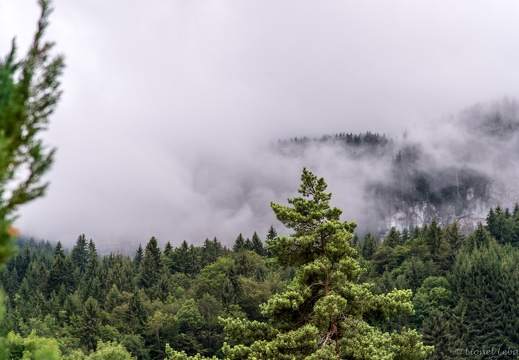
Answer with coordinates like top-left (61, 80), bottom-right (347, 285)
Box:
top-left (2, 1), bottom-right (519, 250)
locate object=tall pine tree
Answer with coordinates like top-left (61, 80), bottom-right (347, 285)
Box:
top-left (220, 168), bottom-right (431, 359)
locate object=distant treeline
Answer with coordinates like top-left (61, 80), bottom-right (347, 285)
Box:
top-left (2, 204), bottom-right (519, 358)
top-left (279, 131), bottom-right (391, 147)
top-left (277, 130), bottom-right (495, 231)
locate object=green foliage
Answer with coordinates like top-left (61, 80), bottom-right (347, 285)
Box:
top-left (170, 241), bottom-right (201, 276)
top-left (10, 166), bottom-right (519, 359)
top-left (424, 219), bottom-right (442, 257)
top-left (164, 344), bottom-right (218, 360)
top-left (232, 234), bottom-right (245, 253)
top-left (133, 244), bottom-right (143, 270)
top-left (412, 277), bottom-right (452, 328)
top-left (250, 232), bottom-right (265, 256)
top-left (486, 205), bottom-right (519, 245)
top-left (81, 297), bottom-right (101, 352)
top-left (463, 222), bottom-right (494, 251)
top-left (0, 331), bottom-right (61, 360)
top-left (71, 235), bottom-right (88, 276)
top-left (448, 242), bottom-right (519, 354)
top-left (0, 0), bottom-right (64, 263)
top-left (200, 238), bottom-right (225, 268)
top-left (139, 237), bottom-right (161, 298)
top-left (362, 232), bottom-right (378, 260)
top-left (384, 227), bottom-right (402, 248)
top-left (222, 168), bottom-right (431, 359)
top-left (0, 1), bottom-right (66, 358)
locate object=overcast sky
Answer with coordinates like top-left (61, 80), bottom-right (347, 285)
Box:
top-left (2, 0), bottom-right (519, 250)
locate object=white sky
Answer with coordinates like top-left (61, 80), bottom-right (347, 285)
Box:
top-left (2, 0), bottom-right (519, 249)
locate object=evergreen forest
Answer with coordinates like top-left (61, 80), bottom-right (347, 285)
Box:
top-left (3, 1), bottom-right (519, 359)
top-left (4, 175), bottom-right (519, 359)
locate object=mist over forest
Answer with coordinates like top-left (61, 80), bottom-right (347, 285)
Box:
top-left (155, 97), bottom-right (519, 249)
top-left (14, 98), bottom-right (518, 253)
top-left (2, 0), bottom-right (517, 251)
top-left (5, 1), bottom-right (519, 358)
top-left (273, 97), bottom-right (519, 236)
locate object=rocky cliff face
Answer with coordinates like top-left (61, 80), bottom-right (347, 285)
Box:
top-left (278, 98), bottom-right (519, 235)
top-left (378, 185), bottom-right (508, 235)
top-left (374, 99), bottom-right (519, 234)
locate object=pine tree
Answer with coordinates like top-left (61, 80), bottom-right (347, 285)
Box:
top-left (421, 309), bottom-right (453, 360)
top-left (81, 239), bottom-right (101, 301)
top-left (0, 0), bottom-right (65, 264)
top-left (351, 233), bottom-right (362, 254)
top-left (126, 290), bottom-right (146, 332)
top-left (251, 232), bottom-right (265, 256)
top-left (513, 203), bottom-right (519, 220)
top-left (232, 234), bottom-right (245, 253)
top-left (162, 241), bottom-right (174, 271)
top-left (449, 242), bottom-right (519, 355)
top-left (362, 232), bottom-right (377, 260)
top-left (71, 234), bottom-right (88, 276)
top-left (401, 228), bottom-right (410, 244)
top-left (412, 226), bottom-right (422, 239)
top-left (464, 222), bottom-right (493, 250)
top-left (47, 242), bottom-right (70, 294)
top-left (266, 225), bottom-right (277, 241)
top-left (80, 297), bottom-right (101, 352)
top-left (164, 241), bottom-right (173, 257)
top-left (221, 168), bottom-right (431, 359)
top-left (201, 237), bottom-right (223, 268)
top-left (384, 227), bottom-right (401, 248)
top-left (493, 206), bottom-right (506, 243)
top-left (139, 237), bottom-right (161, 295)
top-left (134, 244), bottom-right (144, 269)
top-left (243, 237), bottom-right (253, 251)
top-left (443, 221), bottom-right (464, 266)
top-left (265, 226), bottom-right (278, 258)
top-left (486, 207), bottom-right (497, 236)
top-left (172, 241), bottom-right (200, 276)
top-left (425, 219), bottom-right (442, 256)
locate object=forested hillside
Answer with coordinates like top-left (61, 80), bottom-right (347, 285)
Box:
top-left (2, 182), bottom-right (519, 358)
top-left (3, 1), bottom-right (519, 359)
top-left (275, 100), bottom-right (519, 235)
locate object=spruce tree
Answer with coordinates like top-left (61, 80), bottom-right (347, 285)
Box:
top-left (251, 231), bottom-right (265, 256)
top-left (71, 234), bottom-right (88, 276)
top-left (443, 221), bottom-right (464, 266)
top-left (449, 242), bottom-right (519, 356)
top-left (82, 239), bottom-right (100, 300)
top-left (47, 242), bottom-right (68, 294)
top-left (172, 241), bottom-right (200, 276)
top-left (243, 237), bottom-right (253, 251)
top-left (384, 227), bottom-right (401, 248)
top-left (351, 233), bottom-right (362, 254)
top-left (201, 237), bottom-right (223, 268)
top-left (401, 228), bottom-right (410, 244)
top-left (232, 234), bottom-right (245, 253)
top-left (134, 244), bottom-right (144, 269)
top-left (464, 222), bottom-right (493, 250)
top-left (164, 241), bottom-right (173, 257)
top-left (80, 297), bottom-right (101, 352)
top-left (265, 226), bottom-right (278, 258)
top-left (266, 225), bottom-right (277, 240)
top-left (362, 232), bottom-right (377, 260)
top-left (139, 236), bottom-right (161, 295)
top-left (421, 309), bottom-right (453, 360)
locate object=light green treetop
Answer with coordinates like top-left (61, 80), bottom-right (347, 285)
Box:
top-left (221, 168), bottom-right (431, 359)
